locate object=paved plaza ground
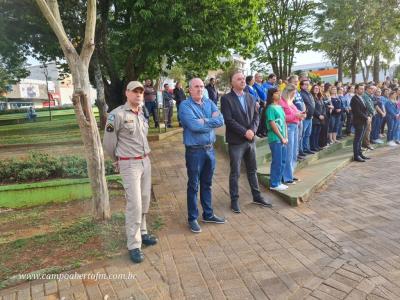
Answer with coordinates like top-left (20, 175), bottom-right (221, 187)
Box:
top-left (1, 135), bottom-right (400, 300)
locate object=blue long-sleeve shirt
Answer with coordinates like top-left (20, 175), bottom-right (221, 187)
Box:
top-left (385, 100), bottom-right (399, 119)
top-left (253, 83), bottom-right (266, 102)
top-left (179, 96), bottom-right (224, 146)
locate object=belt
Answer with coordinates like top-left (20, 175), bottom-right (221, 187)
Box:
top-left (186, 144), bottom-right (213, 150)
top-left (118, 154), bottom-right (148, 160)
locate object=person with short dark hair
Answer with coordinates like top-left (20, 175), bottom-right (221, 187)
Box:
top-left (300, 79), bottom-right (315, 154)
top-left (162, 83), bottom-right (174, 128)
top-left (144, 79), bottom-right (159, 128)
top-left (263, 73), bottom-right (277, 94)
top-left (173, 81), bottom-right (186, 127)
top-left (221, 71), bottom-right (272, 213)
top-left (350, 84), bottom-right (370, 162)
top-left (244, 75), bottom-right (258, 99)
top-left (205, 78), bottom-right (219, 105)
top-left (361, 84), bottom-right (376, 150)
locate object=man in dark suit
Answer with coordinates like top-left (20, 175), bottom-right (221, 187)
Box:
top-left (221, 71), bottom-right (272, 213)
top-left (350, 84), bottom-right (371, 162)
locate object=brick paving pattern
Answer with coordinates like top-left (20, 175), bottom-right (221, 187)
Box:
top-left (1, 135), bottom-right (400, 299)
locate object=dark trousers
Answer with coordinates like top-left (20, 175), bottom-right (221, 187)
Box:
top-left (144, 101), bottom-right (159, 125)
top-left (370, 114), bottom-right (382, 141)
top-left (228, 142), bottom-right (262, 203)
top-left (319, 116), bottom-right (329, 147)
top-left (353, 123), bottom-right (366, 158)
top-left (185, 147), bottom-right (215, 222)
top-left (345, 111), bottom-right (352, 134)
top-left (311, 124), bottom-right (322, 150)
top-left (164, 106), bottom-right (173, 126)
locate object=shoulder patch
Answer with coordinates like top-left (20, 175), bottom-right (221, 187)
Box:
top-left (107, 114), bottom-right (115, 122)
top-left (106, 123), bottom-right (114, 132)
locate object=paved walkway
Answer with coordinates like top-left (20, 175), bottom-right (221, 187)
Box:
top-left (1, 136), bottom-right (400, 300)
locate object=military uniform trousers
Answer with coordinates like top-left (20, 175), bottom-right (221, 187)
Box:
top-left (119, 156), bottom-right (151, 250)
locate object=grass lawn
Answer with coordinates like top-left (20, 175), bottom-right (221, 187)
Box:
top-left (0, 111), bottom-right (180, 145)
top-left (0, 108), bottom-right (99, 121)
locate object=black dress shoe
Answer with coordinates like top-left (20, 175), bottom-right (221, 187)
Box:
top-left (298, 152), bottom-right (306, 157)
top-left (231, 201), bottom-right (241, 213)
top-left (129, 248), bottom-right (144, 263)
top-left (252, 198), bottom-right (272, 208)
top-left (142, 234), bottom-right (158, 246)
top-left (354, 156), bottom-right (366, 162)
top-left (304, 150), bottom-right (315, 154)
top-left (360, 155), bottom-right (371, 160)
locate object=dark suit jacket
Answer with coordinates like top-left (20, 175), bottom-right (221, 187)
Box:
top-left (350, 95), bottom-right (368, 125)
top-left (221, 90), bottom-right (259, 144)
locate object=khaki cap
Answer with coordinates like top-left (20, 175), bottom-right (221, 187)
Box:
top-left (126, 81), bottom-right (144, 91)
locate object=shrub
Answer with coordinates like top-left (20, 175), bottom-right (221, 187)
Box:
top-left (0, 152), bottom-right (116, 184)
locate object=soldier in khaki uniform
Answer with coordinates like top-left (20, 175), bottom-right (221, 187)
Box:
top-left (103, 81), bottom-right (157, 264)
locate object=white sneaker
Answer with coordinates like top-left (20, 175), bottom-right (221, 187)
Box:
top-left (387, 141), bottom-right (398, 146)
top-left (376, 139), bottom-right (384, 144)
top-left (270, 184), bottom-right (288, 191)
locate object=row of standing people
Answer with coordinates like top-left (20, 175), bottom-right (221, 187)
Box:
top-left (143, 78), bottom-right (218, 128)
top-left (102, 74), bottom-right (399, 264)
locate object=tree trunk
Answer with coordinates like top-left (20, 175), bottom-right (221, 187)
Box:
top-left (350, 52), bottom-right (357, 84)
top-left (35, 0), bottom-right (111, 220)
top-left (338, 50), bottom-right (343, 82)
top-left (373, 53), bottom-right (380, 83)
top-left (70, 61), bottom-right (111, 220)
top-left (92, 55), bottom-right (107, 129)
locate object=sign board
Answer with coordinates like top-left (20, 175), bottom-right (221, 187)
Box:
top-left (20, 83), bottom-right (40, 98)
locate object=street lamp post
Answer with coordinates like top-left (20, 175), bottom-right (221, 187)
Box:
top-left (41, 62), bottom-right (52, 121)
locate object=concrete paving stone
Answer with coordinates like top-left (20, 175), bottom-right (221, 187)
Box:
top-left (336, 269), bottom-right (365, 283)
top-left (317, 283), bottom-right (347, 299)
top-left (16, 287), bottom-right (31, 300)
top-left (344, 289), bottom-right (367, 300)
top-left (323, 278), bottom-right (353, 294)
top-left (311, 289), bottom-right (342, 300)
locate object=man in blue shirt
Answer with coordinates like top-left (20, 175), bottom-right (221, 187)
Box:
top-left (253, 73), bottom-right (267, 107)
top-left (179, 78), bottom-right (225, 233)
top-left (263, 73), bottom-right (277, 94)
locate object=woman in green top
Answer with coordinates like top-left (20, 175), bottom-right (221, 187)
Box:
top-left (266, 88), bottom-right (289, 191)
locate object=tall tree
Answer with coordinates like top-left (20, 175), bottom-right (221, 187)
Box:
top-left (34, 0), bottom-right (111, 220)
top-left (316, 0), bottom-right (400, 84)
top-left (253, 0), bottom-right (317, 79)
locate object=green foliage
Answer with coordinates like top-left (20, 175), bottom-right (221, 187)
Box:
top-left (308, 72), bottom-right (322, 84)
top-left (0, 152), bottom-right (116, 184)
top-left (315, 0), bottom-right (400, 82)
top-left (252, 0), bottom-right (317, 79)
top-left (0, 0), bottom-right (262, 110)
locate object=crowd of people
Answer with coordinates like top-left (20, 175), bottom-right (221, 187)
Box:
top-left (103, 72), bottom-right (399, 264)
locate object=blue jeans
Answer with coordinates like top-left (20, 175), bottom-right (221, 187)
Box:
top-left (185, 147), bottom-right (215, 222)
top-left (387, 117), bottom-right (396, 142)
top-left (269, 142), bottom-right (287, 188)
top-left (370, 114), bottom-right (382, 141)
top-left (298, 120), bottom-right (303, 154)
top-left (395, 119), bottom-right (400, 141)
top-left (283, 123), bottom-right (298, 182)
top-left (311, 124), bottom-right (322, 150)
top-left (329, 114), bottom-right (340, 133)
top-left (144, 101), bottom-right (159, 125)
top-left (302, 119), bottom-right (312, 152)
top-left (336, 113), bottom-right (345, 137)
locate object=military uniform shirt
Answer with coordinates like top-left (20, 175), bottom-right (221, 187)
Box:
top-left (103, 103), bottom-right (151, 161)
